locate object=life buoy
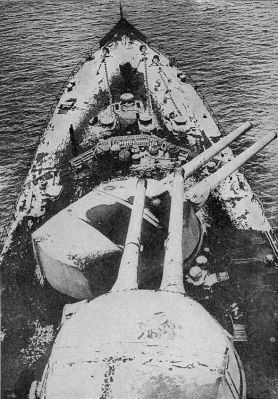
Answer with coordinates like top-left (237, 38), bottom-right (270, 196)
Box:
top-left (102, 47), bottom-right (110, 56)
top-left (140, 44), bottom-right (147, 53)
top-left (103, 185), bottom-right (115, 191)
top-left (152, 55), bottom-right (160, 65)
top-left (149, 145), bottom-right (159, 156)
top-left (131, 145), bottom-right (140, 154)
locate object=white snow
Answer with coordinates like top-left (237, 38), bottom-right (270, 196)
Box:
top-left (20, 320), bottom-right (54, 365)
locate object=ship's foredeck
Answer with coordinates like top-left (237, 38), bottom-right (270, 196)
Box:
top-left (1, 13), bottom-right (278, 398)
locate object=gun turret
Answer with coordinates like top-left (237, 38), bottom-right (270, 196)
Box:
top-left (160, 168), bottom-right (185, 294)
top-left (187, 131), bottom-right (277, 206)
top-left (112, 179), bottom-right (147, 291)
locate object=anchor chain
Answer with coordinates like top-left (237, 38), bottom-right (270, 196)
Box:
top-left (159, 68), bottom-right (182, 116)
top-left (103, 56), bottom-right (114, 116)
top-left (143, 55), bottom-right (152, 115)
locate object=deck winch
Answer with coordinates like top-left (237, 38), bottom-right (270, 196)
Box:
top-left (172, 115), bottom-right (189, 135)
top-left (139, 112), bottom-right (152, 125)
top-left (97, 115), bottom-right (116, 138)
top-left (99, 115), bottom-right (115, 128)
top-left (138, 112), bottom-right (154, 134)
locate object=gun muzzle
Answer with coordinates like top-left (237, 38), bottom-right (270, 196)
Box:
top-left (182, 121), bottom-right (253, 179)
top-left (187, 131), bottom-right (277, 205)
top-left (156, 122), bottom-right (252, 194)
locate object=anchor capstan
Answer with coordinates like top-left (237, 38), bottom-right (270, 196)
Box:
top-left (160, 168), bottom-right (185, 294)
top-left (187, 131), bottom-right (277, 206)
top-left (112, 179), bottom-right (147, 291)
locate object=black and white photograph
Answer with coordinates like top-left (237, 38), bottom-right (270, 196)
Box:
top-left (1, 0), bottom-right (278, 398)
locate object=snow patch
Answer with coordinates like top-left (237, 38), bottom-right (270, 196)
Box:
top-left (20, 321), bottom-right (54, 365)
top-left (0, 329), bottom-right (6, 342)
top-left (34, 264), bottom-right (45, 286)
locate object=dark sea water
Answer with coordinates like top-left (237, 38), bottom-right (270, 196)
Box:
top-left (1, 0), bottom-right (278, 230)
top-left (1, 0), bottom-right (278, 397)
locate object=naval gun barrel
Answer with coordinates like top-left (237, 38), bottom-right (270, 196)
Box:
top-left (156, 122), bottom-right (252, 195)
top-left (112, 179), bottom-right (147, 291)
top-left (160, 168), bottom-right (185, 294)
top-left (182, 121), bottom-right (252, 179)
top-left (187, 131), bottom-right (277, 205)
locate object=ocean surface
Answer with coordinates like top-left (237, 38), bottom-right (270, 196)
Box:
top-left (1, 0), bottom-right (278, 397)
top-left (1, 0), bottom-right (278, 231)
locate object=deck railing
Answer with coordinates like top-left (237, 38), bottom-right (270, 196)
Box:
top-left (70, 134), bottom-right (189, 171)
top-left (0, 43), bottom-right (100, 251)
top-left (147, 40), bottom-right (226, 137)
top-left (181, 71), bottom-right (226, 137)
top-left (42, 44), bottom-right (100, 131)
